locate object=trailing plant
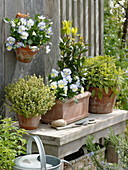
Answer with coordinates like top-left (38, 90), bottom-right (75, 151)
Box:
top-left (0, 117), bottom-right (27, 170)
top-left (48, 68), bottom-right (84, 100)
top-left (57, 20), bottom-right (89, 84)
top-left (3, 13), bottom-right (53, 53)
top-left (83, 55), bottom-right (124, 99)
top-left (5, 75), bottom-right (56, 118)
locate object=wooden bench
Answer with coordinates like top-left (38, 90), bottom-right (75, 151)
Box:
top-left (26, 109), bottom-right (128, 159)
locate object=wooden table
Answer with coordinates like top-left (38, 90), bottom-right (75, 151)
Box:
top-left (27, 109), bottom-right (128, 158)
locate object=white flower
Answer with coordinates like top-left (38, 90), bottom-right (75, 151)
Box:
top-left (76, 79), bottom-right (80, 87)
top-left (18, 25), bottom-right (26, 34)
top-left (58, 80), bottom-right (65, 88)
top-left (38, 21), bottom-right (46, 30)
top-left (64, 86), bottom-right (68, 95)
top-left (46, 27), bottom-right (53, 35)
top-left (46, 45), bottom-right (51, 54)
top-left (10, 20), bottom-right (16, 27)
top-left (38, 15), bottom-right (46, 20)
top-left (70, 84), bottom-right (78, 92)
top-left (27, 19), bottom-right (34, 27)
top-left (6, 44), bottom-right (13, 51)
top-left (50, 82), bottom-right (57, 89)
top-left (20, 18), bottom-right (27, 25)
top-left (30, 46), bottom-right (38, 52)
top-left (64, 75), bottom-right (72, 83)
top-left (51, 69), bottom-right (59, 78)
top-left (80, 87), bottom-right (84, 94)
top-left (61, 68), bottom-right (71, 78)
top-left (32, 31), bottom-right (36, 36)
top-left (7, 36), bottom-right (15, 45)
top-left (20, 31), bottom-right (29, 39)
top-left (15, 42), bottom-right (24, 48)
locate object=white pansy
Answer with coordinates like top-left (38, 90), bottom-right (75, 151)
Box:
top-left (20, 31), bottom-right (29, 39)
top-left (7, 36), bottom-right (15, 45)
top-left (58, 80), bottom-right (65, 88)
top-left (50, 82), bottom-right (57, 89)
top-left (18, 25), bottom-right (26, 34)
top-left (70, 84), bottom-right (78, 92)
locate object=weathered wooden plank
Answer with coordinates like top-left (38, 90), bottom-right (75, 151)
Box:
top-left (99, 0), bottom-right (104, 55)
top-left (94, 0), bottom-right (99, 56)
top-left (4, 0), bottom-right (18, 85)
top-left (72, 0), bottom-right (78, 28)
top-left (88, 0), bottom-right (95, 56)
top-left (0, 0), bottom-right (5, 107)
top-left (66, 0), bottom-right (72, 21)
top-left (77, 0), bottom-right (84, 37)
top-left (84, 0), bottom-right (89, 56)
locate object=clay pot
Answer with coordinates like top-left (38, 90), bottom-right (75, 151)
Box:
top-left (89, 87), bottom-right (117, 114)
top-left (17, 114), bottom-right (41, 130)
top-left (41, 92), bottom-right (91, 124)
top-left (15, 46), bottom-right (39, 63)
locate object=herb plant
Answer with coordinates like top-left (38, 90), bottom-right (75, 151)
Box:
top-left (83, 56), bottom-right (124, 99)
top-left (5, 75), bottom-right (56, 118)
top-left (0, 117), bottom-right (27, 170)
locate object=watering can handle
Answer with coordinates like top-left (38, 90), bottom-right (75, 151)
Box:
top-left (27, 135), bottom-right (47, 170)
top-left (61, 159), bottom-right (74, 170)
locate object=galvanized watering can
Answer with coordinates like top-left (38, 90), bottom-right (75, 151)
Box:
top-left (13, 135), bottom-right (73, 170)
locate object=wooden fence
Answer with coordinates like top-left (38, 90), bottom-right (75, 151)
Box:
top-left (0, 0), bottom-right (104, 113)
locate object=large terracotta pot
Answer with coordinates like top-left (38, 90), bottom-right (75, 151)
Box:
top-left (17, 114), bottom-right (41, 130)
top-left (41, 92), bottom-right (91, 124)
top-left (15, 46), bottom-right (39, 63)
top-left (89, 87), bottom-right (117, 114)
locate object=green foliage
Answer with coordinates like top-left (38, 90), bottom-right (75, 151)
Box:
top-left (104, 0), bottom-right (127, 58)
top-left (106, 128), bottom-right (128, 169)
top-left (5, 75), bottom-right (56, 118)
top-left (104, 0), bottom-right (128, 110)
top-left (85, 135), bottom-right (118, 170)
top-left (0, 117), bottom-right (27, 170)
top-left (83, 56), bottom-right (124, 99)
top-left (58, 20), bottom-right (89, 83)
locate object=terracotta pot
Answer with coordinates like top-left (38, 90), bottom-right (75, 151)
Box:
top-left (41, 92), bottom-right (91, 124)
top-left (89, 87), bottom-right (117, 114)
top-left (15, 46), bottom-right (39, 63)
top-left (17, 114), bottom-right (41, 130)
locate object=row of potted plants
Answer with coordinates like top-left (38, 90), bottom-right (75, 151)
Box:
top-left (4, 14), bottom-right (125, 130)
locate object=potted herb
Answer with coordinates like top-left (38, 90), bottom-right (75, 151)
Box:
top-left (3, 13), bottom-right (53, 63)
top-left (5, 75), bottom-right (56, 130)
top-left (41, 68), bottom-right (91, 124)
top-left (82, 55), bottom-right (124, 113)
top-left (0, 117), bottom-right (27, 169)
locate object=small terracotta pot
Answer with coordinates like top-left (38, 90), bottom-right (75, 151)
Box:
top-left (15, 46), bottom-right (39, 63)
top-left (17, 114), bottom-right (41, 130)
top-left (89, 87), bottom-right (117, 114)
top-left (41, 92), bottom-right (91, 124)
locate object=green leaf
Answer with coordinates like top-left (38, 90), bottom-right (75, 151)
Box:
top-left (104, 86), bottom-right (109, 94)
top-left (98, 90), bottom-right (103, 100)
top-left (3, 17), bottom-right (10, 23)
top-left (91, 89), bottom-right (96, 97)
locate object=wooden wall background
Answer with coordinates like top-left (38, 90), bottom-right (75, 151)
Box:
top-left (0, 0), bottom-right (104, 115)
